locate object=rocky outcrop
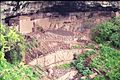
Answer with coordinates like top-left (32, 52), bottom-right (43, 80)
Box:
top-left (1, 1), bottom-right (120, 20)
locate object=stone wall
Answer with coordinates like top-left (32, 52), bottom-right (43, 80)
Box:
top-left (33, 18), bottom-right (51, 30)
top-left (29, 49), bottom-right (92, 68)
top-left (19, 16), bottom-right (33, 34)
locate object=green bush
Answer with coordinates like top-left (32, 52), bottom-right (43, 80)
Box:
top-left (92, 17), bottom-right (120, 48)
top-left (0, 24), bottom-right (39, 80)
top-left (111, 17), bottom-right (120, 26)
top-left (72, 50), bottom-right (95, 76)
top-left (110, 32), bottom-right (120, 48)
top-left (90, 45), bottom-right (120, 80)
top-left (0, 24), bottom-right (26, 64)
top-left (93, 75), bottom-right (106, 80)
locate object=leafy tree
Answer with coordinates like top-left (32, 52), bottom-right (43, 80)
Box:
top-left (0, 24), bottom-right (38, 80)
top-left (92, 17), bottom-right (120, 48)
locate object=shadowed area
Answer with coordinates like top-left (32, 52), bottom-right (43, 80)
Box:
top-left (46, 29), bottom-right (74, 36)
top-left (41, 1), bottom-right (119, 16)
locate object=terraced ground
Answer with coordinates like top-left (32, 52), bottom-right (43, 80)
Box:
top-left (24, 26), bottom-right (95, 80)
top-left (25, 28), bottom-right (91, 62)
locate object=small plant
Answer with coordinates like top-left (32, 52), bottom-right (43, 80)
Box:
top-left (57, 63), bottom-right (72, 69)
top-left (93, 75), bottom-right (106, 80)
top-left (72, 50), bottom-right (95, 77)
top-left (110, 32), bottom-right (120, 48)
top-left (71, 44), bottom-right (81, 49)
top-left (24, 35), bottom-right (39, 53)
top-left (82, 67), bottom-right (93, 76)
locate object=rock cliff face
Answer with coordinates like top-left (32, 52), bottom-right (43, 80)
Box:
top-left (0, 1), bottom-right (120, 20)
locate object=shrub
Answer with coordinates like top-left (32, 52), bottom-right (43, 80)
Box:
top-left (111, 17), bottom-right (120, 26)
top-left (92, 17), bottom-right (120, 48)
top-left (72, 50), bottom-right (95, 76)
top-left (0, 24), bottom-right (25, 64)
top-left (110, 32), bottom-right (120, 48)
top-left (93, 75), bottom-right (106, 80)
top-left (0, 24), bottom-right (39, 80)
top-left (90, 45), bottom-right (120, 80)
top-left (24, 35), bottom-right (39, 53)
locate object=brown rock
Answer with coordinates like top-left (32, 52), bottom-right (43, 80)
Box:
top-left (89, 73), bottom-right (98, 79)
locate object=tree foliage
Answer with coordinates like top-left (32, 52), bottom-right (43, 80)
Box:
top-left (0, 24), bottom-right (38, 80)
top-left (92, 17), bottom-right (120, 48)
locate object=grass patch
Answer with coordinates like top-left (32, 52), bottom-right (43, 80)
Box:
top-left (84, 43), bottom-right (96, 49)
top-left (56, 63), bottom-right (72, 69)
top-left (93, 75), bottom-right (106, 80)
top-left (71, 44), bottom-right (81, 49)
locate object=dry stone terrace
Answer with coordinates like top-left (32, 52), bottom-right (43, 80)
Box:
top-left (25, 26), bottom-right (93, 67)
